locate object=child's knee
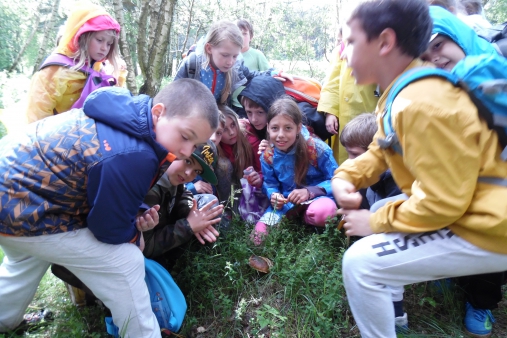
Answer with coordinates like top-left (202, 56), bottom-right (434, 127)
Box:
top-left (304, 198), bottom-right (337, 226)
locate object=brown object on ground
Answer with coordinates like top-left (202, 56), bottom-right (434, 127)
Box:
top-left (248, 255), bottom-right (273, 273)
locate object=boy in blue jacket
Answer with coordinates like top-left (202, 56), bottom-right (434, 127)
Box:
top-left (0, 79), bottom-right (219, 337)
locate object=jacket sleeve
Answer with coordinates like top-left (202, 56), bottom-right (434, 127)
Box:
top-left (333, 131), bottom-right (389, 189)
top-left (238, 60), bottom-right (276, 83)
top-left (317, 57), bottom-right (343, 116)
top-left (257, 50), bottom-right (270, 71)
top-left (86, 151), bottom-right (159, 244)
top-left (174, 55), bottom-right (191, 80)
top-left (314, 142), bottom-right (339, 195)
top-left (26, 66), bottom-right (72, 123)
top-left (370, 100), bottom-right (482, 234)
top-left (143, 186), bottom-right (194, 258)
top-left (260, 154), bottom-right (280, 198)
top-left (186, 181), bottom-right (198, 195)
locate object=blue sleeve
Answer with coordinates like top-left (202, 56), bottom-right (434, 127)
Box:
top-left (238, 60), bottom-right (275, 82)
top-left (315, 143), bottom-right (339, 196)
top-left (87, 151), bottom-right (159, 244)
top-left (186, 181), bottom-right (197, 195)
top-left (260, 155), bottom-right (280, 198)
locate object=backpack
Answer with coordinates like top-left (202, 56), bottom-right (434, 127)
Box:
top-left (105, 258), bottom-right (187, 337)
top-left (281, 76), bottom-right (333, 141)
top-left (283, 75), bottom-right (321, 107)
top-left (39, 54), bottom-right (116, 111)
top-left (475, 22), bottom-right (507, 57)
top-left (379, 54), bottom-right (507, 166)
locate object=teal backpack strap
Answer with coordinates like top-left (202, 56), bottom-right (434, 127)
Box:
top-left (379, 67), bottom-right (460, 155)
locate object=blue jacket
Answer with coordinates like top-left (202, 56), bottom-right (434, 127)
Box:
top-left (430, 6), bottom-right (498, 57)
top-left (0, 87), bottom-right (170, 244)
top-left (261, 127), bottom-right (338, 214)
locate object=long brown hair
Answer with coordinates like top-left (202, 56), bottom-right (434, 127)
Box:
top-left (219, 105), bottom-right (254, 179)
top-left (203, 21), bottom-right (243, 105)
top-left (267, 97), bottom-right (309, 187)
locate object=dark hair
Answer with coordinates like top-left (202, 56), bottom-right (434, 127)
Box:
top-left (267, 97), bottom-right (309, 187)
top-left (349, 0), bottom-right (433, 58)
top-left (236, 19), bottom-right (253, 38)
top-left (340, 113), bottom-right (377, 150)
top-left (460, 0), bottom-right (483, 15)
top-left (427, 0), bottom-right (457, 11)
top-left (154, 79), bottom-right (219, 130)
top-left (241, 96), bottom-right (262, 110)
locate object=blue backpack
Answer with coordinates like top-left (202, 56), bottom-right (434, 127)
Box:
top-left (105, 258), bottom-right (187, 337)
top-left (39, 53), bottom-right (116, 112)
top-left (380, 54), bottom-right (507, 166)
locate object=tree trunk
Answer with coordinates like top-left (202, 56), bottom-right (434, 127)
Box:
top-left (8, 1), bottom-right (45, 73)
top-left (32, 0), bottom-right (61, 74)
top-left (113, 0), bottom-right (138, 94)
top-left (139, 0), bottom-right (177, 96)
top-left (137, 0), bottom-right (151, 77)
top-left (180, 0), bottom-right (195, 58)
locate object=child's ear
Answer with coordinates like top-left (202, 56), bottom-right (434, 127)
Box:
top-left (204, 43), bottom-right (213, 56)
top-left (378, 28), bottom-right (397, 57)
top-left (151, 103), bottom-right (165, 127)
top-left (297, 123), bottom-right (303, 134)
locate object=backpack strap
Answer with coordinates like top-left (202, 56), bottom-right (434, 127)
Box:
top-left (187, 52), bottom-right (198, 79)
top-left (39, 53), bottom-right (92, 76)
top-left (306, 135), bottom-right (318, 168)
top-left (379, 67), bottom-right (459, 155)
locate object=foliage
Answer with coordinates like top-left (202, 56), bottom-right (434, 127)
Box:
top-left (485, 0), bottom-right (507, 23)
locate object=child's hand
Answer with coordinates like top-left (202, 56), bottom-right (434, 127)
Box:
top-left (338, 209), bottom-right (373, 237)
top-left (287, 188), bottom-right (310, 204)
top-left (136, 205), bottom-right (160, 232)
top-left (332, 178), bottom-right (362, 209)
top-left (325, 114), bottom-right (339, 135)
top-left (187, 198), bottom-right (224, 244)
top-left (258, 139), bottom-right (270, 154)
top-left (270, 193), bottom-right (287, 210)
top-left (244, 170), bottom-right (262, 188)
top-left (273, 71), bottom-right (294, 83)
top-left (194, 181), bottom-right (213, 194)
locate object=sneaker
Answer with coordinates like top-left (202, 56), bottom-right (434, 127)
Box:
top-left (464, 302), bottom-right (495, 338)
top-left (395, 312), bottom-right (409, 333)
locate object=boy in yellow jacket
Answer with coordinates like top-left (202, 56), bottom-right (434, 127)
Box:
top-left (332, 0), bottom-right (507, 337)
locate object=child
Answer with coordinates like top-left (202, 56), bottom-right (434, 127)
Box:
top-left (0, 79), bottom-right (219, 337)
top-left (236, 19), bottom-right (270, 72)
top-left (175, 20), bottom-right (290, 107)
top-left (187, 113), bottom-right (225, 199)
top-left (239, 75), bottom-right (286, 173)
top-left (216, 106), bottom-right (261, 206)
top-left (253, 97), bottom-right (338, 244)
top-left (317, 27), bottom-right (378, 165)
top-left (339, 113), bottom-right (402, 210)
top-left (26, 3), bottom-right (124, 123)
top-left (331, 1), bottom-right (507, 338)
top-left (420, 6), bottom-right (506, 336)
top-left (143, 141), bottom-right (224, 263)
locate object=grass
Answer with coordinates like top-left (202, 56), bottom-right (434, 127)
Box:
top-left (1, 216), bottom-right (506, 337)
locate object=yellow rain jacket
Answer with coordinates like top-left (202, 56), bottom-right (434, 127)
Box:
top-left (318, 52), bottom-right (378, 164)
top-left (26, 4), bottom-right (125, 123)
top-left (333, 60), bottom-right (507, 254)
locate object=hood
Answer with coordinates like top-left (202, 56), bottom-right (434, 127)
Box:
top-left (83, 87), bottom-right (167, 157)
top-left (56, 3), bottom-right (118, 57)
top-left (239, 76), bottom-right (286, 113)
top-left (430, 6), bottom-right (497, 57)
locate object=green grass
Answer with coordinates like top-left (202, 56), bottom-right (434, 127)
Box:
top-left (1, 217), bottom-right (506, 337)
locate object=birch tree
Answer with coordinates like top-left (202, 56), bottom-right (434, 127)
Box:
top-left (32, 0), bottom-right (61, 74)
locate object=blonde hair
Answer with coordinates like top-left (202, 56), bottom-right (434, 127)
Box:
top-left (203, 21), bottom-right (243, 104)
top-left (219, 105), bottom-right (254, 179)
top-left (71, 30), bottom-right (120, 74)
top-left (267, 97), bottom-right (309, 187)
